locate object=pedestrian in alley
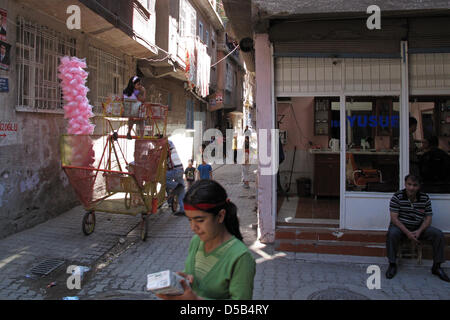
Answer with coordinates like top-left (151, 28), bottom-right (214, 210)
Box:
top-left (241, 126), bottom-right (251, 189)
top-left (184, 159), bottom-right (196, 189)
top-left (197, 157), bottom-right (213, 180)
top-left (385, 174), bottom-right (449, 282)
top-left (155, 179), bottom-right (256, 300)
top-left (232, 133), bottom-right (238, 164)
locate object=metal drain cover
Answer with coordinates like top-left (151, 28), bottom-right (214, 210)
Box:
top-left (308, 287), bottom-right (370, 300)
top-left (30, 259), bottom-right (65, 276)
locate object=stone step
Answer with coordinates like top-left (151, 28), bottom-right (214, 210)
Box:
top-left (275, 227), bottom-right (450, 259)
top-left (275, 227), bottom-right (387, 243)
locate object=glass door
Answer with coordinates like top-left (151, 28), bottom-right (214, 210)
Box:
top-left (344, 96), bottom-right (400, 193)
top-left (276, 97), bottom-right (340, 226)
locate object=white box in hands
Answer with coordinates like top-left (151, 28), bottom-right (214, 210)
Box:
top-left (146, 270), bottom-right (188, 295)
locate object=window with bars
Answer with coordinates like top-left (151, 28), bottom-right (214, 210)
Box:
top-left (16, 17), bottom-right (76, 110)
top-left (138, 0), bottom-right (155, 12)
top-left (87, 47), bottom-right (125, 113)
top-left (179, 0), bottom-right (197, 38)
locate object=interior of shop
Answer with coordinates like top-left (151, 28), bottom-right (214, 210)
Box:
top-left (276, 96), bottom-right (450, 226)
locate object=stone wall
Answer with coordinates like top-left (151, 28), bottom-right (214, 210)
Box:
top-left (0, 0), bottom-right (137, 239)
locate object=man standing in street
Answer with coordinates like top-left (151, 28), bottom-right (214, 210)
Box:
top-left (385, 174), bottom-right (449, 282)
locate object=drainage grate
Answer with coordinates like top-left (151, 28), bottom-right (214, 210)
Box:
top-left (30, 259), bottom-right (65, 276)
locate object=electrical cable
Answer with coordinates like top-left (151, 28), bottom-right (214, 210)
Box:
top-left (211, 43), bottom-right (239, 68)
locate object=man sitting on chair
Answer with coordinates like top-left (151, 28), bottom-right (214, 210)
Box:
top-left (386, 174), bottom-right (449, 282)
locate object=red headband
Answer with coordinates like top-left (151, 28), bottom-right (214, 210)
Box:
top-left (184, 199), bottom-right (230, 211)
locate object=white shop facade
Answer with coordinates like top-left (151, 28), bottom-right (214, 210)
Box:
top-left (259, 17), bottom-right (450, 237)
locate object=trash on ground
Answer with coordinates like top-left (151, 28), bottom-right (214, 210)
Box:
top-left (46, 281), bottom-right (57, 288)
top-left (63, 296), bottom-right (80, 300)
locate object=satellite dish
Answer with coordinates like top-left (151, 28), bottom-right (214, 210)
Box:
top-left (239, 37), bottom-right (254, 52)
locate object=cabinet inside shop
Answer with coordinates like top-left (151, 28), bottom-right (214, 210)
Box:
top-left (314, 98), bottom-right (331, 136)
top-left (313, 154), bottom-right (340, 197)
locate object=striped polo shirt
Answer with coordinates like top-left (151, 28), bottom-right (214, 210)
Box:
top-left (168, 139), bottom-right (183, 169)
top-left (389, 189), bottom-right (433, 230)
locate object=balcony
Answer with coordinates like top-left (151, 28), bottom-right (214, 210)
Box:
top-left (193, 0), bottom-right (224, 31)
top-left (17, 0), bottom-right (158, 58)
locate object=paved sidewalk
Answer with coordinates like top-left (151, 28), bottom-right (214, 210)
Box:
top-left (0, 164), bottom-right (449, 300)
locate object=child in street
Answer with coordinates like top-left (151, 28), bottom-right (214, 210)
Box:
top-left (155, 179), bottom-right (256, 300)
top-left (184, 159), bottom-right (196, 189)
top-left (197, 158), bottom-right (212, 180)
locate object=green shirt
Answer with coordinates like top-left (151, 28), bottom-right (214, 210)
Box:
top-left (183, 235), bottom-right (256, 300)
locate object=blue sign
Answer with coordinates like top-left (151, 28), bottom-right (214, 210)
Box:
top-left (331, 115), bottom-right (399, 128)
top-left (0, 77), bottom-right (8, 92)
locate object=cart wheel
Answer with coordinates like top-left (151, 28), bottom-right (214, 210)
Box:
top-left (171, 194), bottom-right (179, 213)
top-left (141, 214), bottom-right (148, 241)
top-left (124, 193), bottom-right (131, 209)
top-left (82, 211), bottom-right (96, 235)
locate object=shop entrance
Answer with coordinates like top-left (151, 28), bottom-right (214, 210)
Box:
top-left (276, 97), bottom-right (340, 227)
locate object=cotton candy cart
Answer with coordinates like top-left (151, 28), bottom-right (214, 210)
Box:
top-left (60, 101), bottom-right (169, 241)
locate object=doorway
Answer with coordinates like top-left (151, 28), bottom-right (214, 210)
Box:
top-left (276, 97), bottom-right (340, 227)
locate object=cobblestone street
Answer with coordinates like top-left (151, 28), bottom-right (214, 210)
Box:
top-left (0, 164), bottom-right (449, 300)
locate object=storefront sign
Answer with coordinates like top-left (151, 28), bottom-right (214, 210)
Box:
top-left (331, 115), bottom-right (399, 128)
top-left (0, 77), bottom-right (8, 92)
top-left (0, 121), bottom-right (18, 137)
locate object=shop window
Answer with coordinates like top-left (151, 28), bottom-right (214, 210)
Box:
top-left (345, 97), bottom-right (400, 193)
top-left (179, 0), bottom-right (196, 39)
top-left (16, 17), bottom-right (76, 110)
top-left (138, 0), bottom-right (155, 12)
top-left (410, 97), bottom-right (450, 194)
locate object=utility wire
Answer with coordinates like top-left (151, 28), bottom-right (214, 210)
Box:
top-left (211, 43), bottom-right (239, 68)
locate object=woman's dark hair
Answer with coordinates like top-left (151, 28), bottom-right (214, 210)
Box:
top-left (183, 180), bottom-right (243, 241)
top-left (123, 76), bottom-right (140, 97)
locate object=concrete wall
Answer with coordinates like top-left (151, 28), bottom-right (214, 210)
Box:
top-left (0, 0), bottom-right (137, 239)
top-left (252, 0), bottom-right (450, 17)
top-left (255, 33), bottom-right (275, 243)
top-left (277, 97), bottom-right (330, 194)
